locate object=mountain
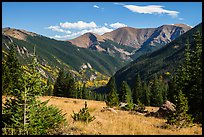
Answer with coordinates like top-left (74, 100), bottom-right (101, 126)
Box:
top-left (68, 32), bottom-right (105, 49)
top-left (68, 32), bottom-right (136, 61)
top-left (103, 27), bottom-right (156, 49)
top-left (111, 23), bottom-right (201, 90)
top-left (68, 24), bottom-right (191, 61)
top-left (103, 24), bottom-right (191, 49)
top-left (2, 28), bottom-right (127, 83)
top-left (131, 24), bottom-right (192, 59)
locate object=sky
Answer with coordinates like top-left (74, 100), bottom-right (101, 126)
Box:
top-left (2, 2), bottom-right (202, 40)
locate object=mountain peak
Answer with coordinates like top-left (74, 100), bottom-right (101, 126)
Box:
top-left (171, 23), bottom-right (192, 28)
top-left (68, 32), bottom-right (105, 48)
top-left (2, 27), bottom-right (37, 41)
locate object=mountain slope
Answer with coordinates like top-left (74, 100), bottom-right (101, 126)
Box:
top-left (112, 23), bottom-right (201, 89)
top-left (103, 24), bottom-right (191, 49)
top-left (68, 32), bottom-right (135, 61)
top-left (68, 32), bottom-right (105, 49)
top-left (131, 24), bottom-right (192, 59)
top-left (2, 28), bottom-right (127, 82)
top-left (103, 27), bottom-right (156, 49)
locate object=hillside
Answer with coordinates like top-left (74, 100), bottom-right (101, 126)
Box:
top-left (4, 96), bottom-right (200, 135)
top-left (103, 24), bottom-right (191, 50)
top-left (2, 28), bottom-right (127, 83)
top-left (112, 23), bottom-right (202, 89)
top-left (68, 32), bottom-right (135, 61)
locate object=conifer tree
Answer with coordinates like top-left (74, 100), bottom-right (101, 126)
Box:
top-left (2, 46), bottom-right (66, 135)
top-left (132, 74), bottom-right (142, 104)
top-left (53, 69), bottom-right (66, 97)
top-left (105, 77), bottom-right (119, 107)
top-left (120, 81), bottom-right (133, 109)
top-left (142, 82), bottom-right (150, 106)
top-left (150, 75), bottom-right (163, 106)
top-left (65, 72), bottom-right (76, 98)
top-left (166, 90), bottom-right (193, 128)
top-left (169, 33), bottom-right (202, 123)
top-left (187, 31), bottom-right (202, 122)
top-left (2, 44), bottom-right (22, 95)
top-left (82, 84), bottom-right (89, 99)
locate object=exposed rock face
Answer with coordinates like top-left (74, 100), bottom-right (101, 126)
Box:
top-left (145, 100), bottom-right (176, 118)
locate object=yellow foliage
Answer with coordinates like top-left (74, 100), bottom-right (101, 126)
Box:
top-left (165, 72), bottom-right (171, 75)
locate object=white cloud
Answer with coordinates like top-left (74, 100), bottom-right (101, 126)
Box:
top-left (110, 22), bottom-right (127, 29)
top-left (46, 25), bottom-right (71, 34)
top-left (123, 4), bottom-right (179, 18)
top-left (60, 21), bottom-right (97, 29)
top-left (93, 5), bottom-right (99, 8)
top-left (104, 23), bottom-right (108, 26)
top-left (47, 26), bottom-right (63, 33)
top-left (113, 3), bottom-right (125, 6)
top-left (51, 26), bottom-right (113, 40)
top-left (87, 27), bottom-right (113, 35)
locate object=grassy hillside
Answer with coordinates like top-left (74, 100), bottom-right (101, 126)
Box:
top-left (4, 96), bottom-right (199, 135)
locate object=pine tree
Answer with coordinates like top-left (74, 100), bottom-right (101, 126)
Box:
top-left (159, 76), bottom-right (168, 102)
top-left (132, 74), bottom-right (143, 104)
top-left (82, 84), bottom-right (89, 99)
top-left (2, 46), bottom-right (66, 135)
top-left (120, 81), bottom-right (133, 110)
top-left (53, 69), bottom-right (66, 97)
top-left (2, 44), bottom-right (22, 95)
top-left (142, 82), bottom-right (150, 106)
top-left (150, 75), bottom-right (163, 106)
top-left (71, 101), bottom-right (95, 123)
top-left (187, 31), bottom-right (202, 122)
top-left (167, 76), bottom-right (177, 103)
top-left (168, 33), bottom-right (202, 123)
top-left (64, 72), bottom-right (76, 98)
top-left (105, 77), bottom-right (119, 107)
top-left (166, 90), bottom-right (193, 128)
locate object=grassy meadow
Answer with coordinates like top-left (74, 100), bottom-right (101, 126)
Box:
top-left (27, 96), bottom-right (203, 135)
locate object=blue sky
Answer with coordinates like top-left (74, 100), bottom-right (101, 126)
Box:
top-left (2, 2), bottom-right (202, 40)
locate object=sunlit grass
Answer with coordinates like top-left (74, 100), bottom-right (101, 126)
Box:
top-left (36, 96), bottom-right (202, 135)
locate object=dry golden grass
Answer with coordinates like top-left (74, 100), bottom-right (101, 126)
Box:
top-left (2, 96), bottom-right (202, 135)
top-left (36, 96), bottom-right (202, 135)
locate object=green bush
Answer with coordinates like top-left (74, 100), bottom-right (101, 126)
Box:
top-left (132, 101), bottom-right (146, 113)
top-left (71, 101), bottom-right (95, 123)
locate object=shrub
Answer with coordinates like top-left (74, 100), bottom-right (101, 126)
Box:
top-left (132, 100), bottom-right (146, 113)
top-left (71, 101), bottom-right (95, 123)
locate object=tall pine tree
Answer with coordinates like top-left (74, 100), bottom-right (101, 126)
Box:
top-left (2, 46), bottom-right (66, 135)
top-left (2, 43), bottom-right (22, 95)
top-left (105, 77), bottom-right (119, 107)
top-left (132, 74), bottom-right (143, 104)
top-left (166, 90), bottom-right (193, 128)
top-left (150, 75), bottom-right (163, 106)
top-left (120, 81), bottom-right (133, 109)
